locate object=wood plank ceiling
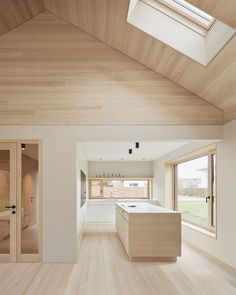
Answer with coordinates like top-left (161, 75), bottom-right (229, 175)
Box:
top-left (0, 12), bottom-right (222, 124)
top-left (44, 0), bottom-right (236, 123)
top-left (0, 0), bottom-right (45, 36)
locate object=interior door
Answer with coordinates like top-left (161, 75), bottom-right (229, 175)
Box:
top-left (0, 143), bottom-right (17, 262)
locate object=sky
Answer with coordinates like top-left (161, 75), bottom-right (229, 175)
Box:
top-left (178, 155), bottom-right (208, 179)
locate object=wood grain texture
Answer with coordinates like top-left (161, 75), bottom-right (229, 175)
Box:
top-left (188, 0), bottom-right (236, 29)
top-left (0, 0), bottom-right (45, 36)
top-left (116, 205), bottom-right (181, 261)
top-left (1, 224), bottom-right (236, 295)
top-left (44, 0), bottom-right (236, 123)
top-left (0, 12), bottom-right (222, 125)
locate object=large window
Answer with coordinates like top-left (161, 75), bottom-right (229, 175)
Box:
top-left (89, 178), bottom-right (152, 199)
top-left (174, 149), bottom-right (216, 232)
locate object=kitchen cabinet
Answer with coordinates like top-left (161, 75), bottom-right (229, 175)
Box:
top-left (115, 202), bottom-right (181, 261)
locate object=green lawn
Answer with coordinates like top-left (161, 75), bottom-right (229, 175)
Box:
top-left (178, 200), bottom-right (208, 227)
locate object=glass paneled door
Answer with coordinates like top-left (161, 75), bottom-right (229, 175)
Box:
top-left (0, 142), bottom-right (41, 263)
top-left (0, 143), bottom-right (17, 262)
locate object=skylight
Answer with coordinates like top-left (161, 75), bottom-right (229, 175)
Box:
top-left (158, 0), bottom-right (215, 30)
top-left (127, 0), bottom-right (235, 65)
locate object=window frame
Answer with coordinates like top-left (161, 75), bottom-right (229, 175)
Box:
top-left (173, 147), bottom-right (216, 234)
top-left (142, 0), bottom-right (215, 36)
top-left (88, 177), bottom-right (152, 200)
top-left (157, 0), bottom-right (215, 30)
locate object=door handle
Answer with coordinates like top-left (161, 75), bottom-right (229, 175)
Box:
top-left (205, 196), bottom-right (210, 203)
top-left (5, 205), bottom-right (16, 209)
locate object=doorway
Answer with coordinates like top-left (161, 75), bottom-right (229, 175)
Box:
top-left (0, 141), bottom-right (41, 262)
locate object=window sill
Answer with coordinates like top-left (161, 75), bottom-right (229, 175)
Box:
top-left (182, 221), bottom-right (216, 239)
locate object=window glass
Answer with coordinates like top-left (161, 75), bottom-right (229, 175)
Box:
top-left (159, 0), bottom-right (215, 29)
top-left (90, 180), bottom-right (102, 199)
top-left (21, 144), bottom-right (39, 254)
top-left (89, 179), bottom-right (150, 199)
top-left (212, 154), bottom-right (216, 227)
top-left (0, 150), bottom-right (10, 254)
top-left (176, 156), bottom-right (209, 227)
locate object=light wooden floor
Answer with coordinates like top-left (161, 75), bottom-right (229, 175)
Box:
top-left (0, 224), bottom-right (236, 295)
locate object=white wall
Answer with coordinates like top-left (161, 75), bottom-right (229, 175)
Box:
top-left (88, 161), bottom-right (153, 178)
top-left (0, 124), bottom-right (222, 262)
top-left (76, 143), bottom-right (88, 258)
top-left (153, 120), bottom-right (236, 269)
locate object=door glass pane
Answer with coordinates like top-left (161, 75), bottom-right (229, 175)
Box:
top-left (177, 156), bottom-right (209, 227)
top-left (21, 144), bottom-right (39, 254)
top-left (0, 150), bottom-right (10, 254)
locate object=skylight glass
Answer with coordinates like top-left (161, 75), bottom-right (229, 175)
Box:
top-left (159, 0), bottom-right (215, 29)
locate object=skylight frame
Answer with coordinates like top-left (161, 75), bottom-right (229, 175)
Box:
top-left (157, 0), bottom-right (215, 30)
top-left (127, 0), bottom-right (235, 65)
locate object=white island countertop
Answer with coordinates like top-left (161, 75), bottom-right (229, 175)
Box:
top-left (116, 201), bottom-right (178, 214)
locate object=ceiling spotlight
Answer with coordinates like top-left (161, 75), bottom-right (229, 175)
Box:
top-left (129, 149), bottom-right (132, 154)
top-left (21, 144), bottom-right (26, 150)
top-left (135, 142), bottom-right (140, 148)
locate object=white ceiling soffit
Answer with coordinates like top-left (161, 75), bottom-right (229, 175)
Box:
top-left (127, 0), bottom-right (235, 66)
top-left (83, 142), bottom-right (187, 161)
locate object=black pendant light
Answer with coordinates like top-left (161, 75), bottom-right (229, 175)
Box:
top-left (135, 142), bottom-right (139, 148)
top-left (129, 149), bottom-right (132, 154)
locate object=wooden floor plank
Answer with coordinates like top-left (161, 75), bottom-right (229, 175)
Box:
top-left (0, 224), bottom-right (236, 295)
top-left (0, 263), bottom-right (41, 295)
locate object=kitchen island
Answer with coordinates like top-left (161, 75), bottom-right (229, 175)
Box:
top-left (115, 202), bottom-right (181, 261)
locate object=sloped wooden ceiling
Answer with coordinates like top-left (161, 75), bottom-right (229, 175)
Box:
top-left (0, 12), bottom-right (222, 124)
top-left (44, 0), bottom-right (236, 123)
top-left (0, 0), bottom-right (45, 36)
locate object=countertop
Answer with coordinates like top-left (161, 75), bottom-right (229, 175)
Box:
top-left (116, 202), bottom-right (178, 214)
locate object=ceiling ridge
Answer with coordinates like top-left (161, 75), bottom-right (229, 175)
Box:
top-left (0, 9), bottom-right (47, 39)
top-left (0, 0), bottom-right (45, 37)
